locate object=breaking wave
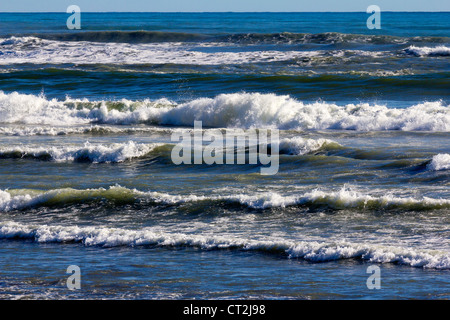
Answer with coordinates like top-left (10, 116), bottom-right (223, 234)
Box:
top-left (0, 141), bottom-right (160, 163)
top-left (279, 137), bottom-right (341, 155)
top-left (0, 185), bottom-right (449, 212)
top-left (0, 137), bottom-right (340, 162)
top-left (427, 153), bottom-right (450, 171)
top-left (0, 221), bottom-right (448, 269)
top-left (1, 91), bottom-right (449, 131)
top-left (404, 45), bottom-right (450, 57)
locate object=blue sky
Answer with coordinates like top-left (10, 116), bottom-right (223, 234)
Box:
top-left (0, 0), bottom-right (449, 12)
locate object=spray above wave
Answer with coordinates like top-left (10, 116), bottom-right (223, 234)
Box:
top-left (0, 221), bottom-right (448, 269)
top-left (1, 92), bottom-right (449, 131)
top-left (0, 185), bottom-right (449, 212)
top-left (0, 141), bottom-right (160, 163)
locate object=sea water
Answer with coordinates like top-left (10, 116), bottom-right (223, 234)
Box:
top-left (0, 12), bottom-right (449, 299)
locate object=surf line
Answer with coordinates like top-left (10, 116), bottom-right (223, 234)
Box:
top-left (170, 121), bottom-right (279, 175)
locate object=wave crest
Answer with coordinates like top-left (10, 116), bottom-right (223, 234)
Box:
top-left (427, 153), bottom-right (450, 171)
top-left (404, 45), bottom-right (450, 57)
top-left (0, 141), bottom-right (159, 163)
top-left (279, 137), bottom-right (341, 155)
top-left (0, 221), bottom-right (448, 269)
top-left (0, 186), bottom-right (448, 212)
top-left (2, 91), bottom-right (449, 131)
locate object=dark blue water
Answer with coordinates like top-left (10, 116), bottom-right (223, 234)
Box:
top-left (0, 12), bottom-right (449, 37)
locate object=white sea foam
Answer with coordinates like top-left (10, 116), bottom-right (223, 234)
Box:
top-left (0, 125), bottom-right (184, 136)
top-left (0, 36), bottom-right (318, 65)
top-left (0, 141), bottom-right (159, 163)
top-left (0, 126), bottom-right (88, 136)
top-left (1, 91), bottom-right (448, 131)
top-left (427, 153), bottom-right (450, 171)
top-left (160, 93), bottom-right (450, 131)
top-left (0, 91), bottom-right (174, 126)
top-left (218, 188), bottom-right (450, 210)
top-left (0, 91), bottom-right (91, 125)
top-left (0, 221), bottom-right (448, 269)
top-left (0, 36), bottom-right (405, 66)
top-left (0, 36), bottom-right (42, 46)
top-left (404, 45), bottom-right (450, 57)
top-left (0, 190), bottom-right (36, 213)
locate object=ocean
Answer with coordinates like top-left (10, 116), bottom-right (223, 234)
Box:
top-left (0, 12), bottom-right (449, 300)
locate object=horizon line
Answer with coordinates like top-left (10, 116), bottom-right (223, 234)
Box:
top-left (1, 11), bottom-right (449, 13)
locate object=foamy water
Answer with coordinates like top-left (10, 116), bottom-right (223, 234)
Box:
top-left (1, 91), bottom-right (449, 131)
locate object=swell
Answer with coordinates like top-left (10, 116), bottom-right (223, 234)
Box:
top-left (0, 221), bottom-right (448, 269)
top-left (0, 65), bottom-right (446, 80)
top-left (2, 71), bottom-right (449, 97)
top-left (18, 32), bottom-right (450, 45)
top-left (37, 31), bottom-right (208, 43)
top-left (216, 32), bottom-right (450, 45)
top-left (1, 186), bottom-right (449, 212)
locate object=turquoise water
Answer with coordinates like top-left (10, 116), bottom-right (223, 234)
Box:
top-left (0, 12), bottom-right (449, 299)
